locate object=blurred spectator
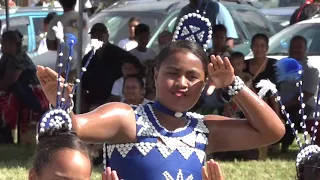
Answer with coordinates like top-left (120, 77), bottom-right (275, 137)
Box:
top-left (84, 23), bottom-right (109, 54)
top-left (158, 31), bottom-right (173, 52)
top-left (129, 23), bottom-right (156, 66)
top-left (110, 58), bottom-right (142, 102)
top-left (34, 0), bottom-right (61, 7)
top-left (174, 0), bottom-right (238, 47)
top-left (279, 36), bottom-right (319, 152)
top-left (118, 17), bottom-right (140, 51)
top-left (46, 0), bottom-right (90, 82)
top-left (8, 0), bottom-right (16, 7)
top-left (210, 24), bottom-right (233, 58)
top-left (81, 23), bottom-right (138, 112)
top-left (290, 0), bottom-right (320, 25)
top-left (0, 30), bottom-right (49, 144)
top-left (122, 75), bottom-right (150, 105)
top-left (37, 12), bottom-right (58, 55)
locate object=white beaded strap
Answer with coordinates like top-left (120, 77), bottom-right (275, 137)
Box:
top-left (227, 76), bottom-right (245, 96)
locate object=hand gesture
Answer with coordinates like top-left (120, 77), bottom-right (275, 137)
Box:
top-left (102, 167), bottom-right (119, 180)
top-left (207, 55), bottom-right (235, 95)
top-left (36, 66), bottom-right (72, 107)
top-left (202, 159), bottom-right (224, 180)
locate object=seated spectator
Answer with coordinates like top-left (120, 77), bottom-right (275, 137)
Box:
top-left (158, 31), bottom-right (173, 52)
top-left (279, 36), bottom-right (319, 152)
top-left (0, 30), bottom-right (49, 144)
top-left (118, 17), bottom-right (140, 51)
top-left (223, 52), bottom-right (252, 118)
top-left (110, 58), bottom-right (143, 102)
top-left (129, 23), bottom-right (156, 66)
top-left (122, 75), bottom-right (150, 105)
top-left (209, 24), bottom-right (233, 58)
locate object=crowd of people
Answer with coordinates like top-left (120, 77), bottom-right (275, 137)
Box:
top-left (1, 0), bottom-right (320, 179)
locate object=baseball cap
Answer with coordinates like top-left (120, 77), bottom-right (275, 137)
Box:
top-left (89, 23), bottom-right (108, 34)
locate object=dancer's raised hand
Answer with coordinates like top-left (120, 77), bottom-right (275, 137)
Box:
top-left (202, 159), bottom-right (224, 180)
top-left (207, 55), bottom-right (235, 95)
top-left (36, 66), bottom-right (72, 107)
top-left (102, 167), bottom-right (119, 180)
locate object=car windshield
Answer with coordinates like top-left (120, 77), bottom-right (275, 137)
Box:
top-left (258, 0), bottom-right (304, 8)
top-left (267, 22), bottom-right (320, 56)
top-left (265, 15), bottom-right (291, 32)
top-left (90, 11), bottom-right (165, 45)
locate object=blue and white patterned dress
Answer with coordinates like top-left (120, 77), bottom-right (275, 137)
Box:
top-left (107, 102), bottom-right (209, 179)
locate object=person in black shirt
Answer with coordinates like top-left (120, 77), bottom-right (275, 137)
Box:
top-left (81, 23), bottom-right (139, 112)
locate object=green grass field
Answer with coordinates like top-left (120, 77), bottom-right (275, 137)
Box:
top-left (0, 144), bottom-right (298, 180)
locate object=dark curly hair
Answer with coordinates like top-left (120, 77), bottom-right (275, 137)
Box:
top-left (33, 124), bottom-right (90, 175)
top-left (1, 30), bottom-right (23, 51)
top-left (297, 153), bottom-right (320, 180)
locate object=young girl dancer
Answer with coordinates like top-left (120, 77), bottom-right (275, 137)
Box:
top-left (37, 40), bottom-right (284, 179)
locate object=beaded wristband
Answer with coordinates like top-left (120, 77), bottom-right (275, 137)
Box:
top-left (220, 76), bottom-right (245, 102)
top-left (227, 76), bottom-right (245, 96)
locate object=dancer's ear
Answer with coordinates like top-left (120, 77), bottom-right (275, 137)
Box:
top-left (154, 67), bottom-right (158, 88)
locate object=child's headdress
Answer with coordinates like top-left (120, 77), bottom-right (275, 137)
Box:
top-left (38, 21), bottom-right (103, 135)
top-left (256, 58), bottom-right (320, 169)
top-left (172, 0), bottom-right (212, 50)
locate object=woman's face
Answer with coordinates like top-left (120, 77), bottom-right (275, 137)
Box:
top-left (29, 149), bottom-right (91, 180)
top-left (154, 51), bottom-right (206, 112)
top-left (1, 40), bottom-right (16, 54)
top-left (123, 77), bottom-right (144, 102)
top-left (251, 38), bottom-right (268, 59)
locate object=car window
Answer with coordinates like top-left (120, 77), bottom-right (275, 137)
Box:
top-left (2, 16), bottom-right (30, 52)
top-left (32, 17), bottom-right (44, 51)
top-left (265, 15), bottom-right (291, 33)
top-left (268, 23), bottom-right (320, 56)
top-left (233, 9), bottom-right (272, 38)
top-left (258, 0), bottom-right (304, 8)
top-left (90, 12), bottom-right (164, 45)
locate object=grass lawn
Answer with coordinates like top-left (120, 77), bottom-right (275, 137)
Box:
top-left (0, 143), bottom-right (298, 180)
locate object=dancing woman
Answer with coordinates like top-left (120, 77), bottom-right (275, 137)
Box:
top-left (37, 40), bottom-right (284, 179)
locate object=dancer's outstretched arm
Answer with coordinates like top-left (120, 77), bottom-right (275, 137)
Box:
top-left (204, 56), bottom-right (285, 153)
top-left (37, 66), bottom-right (137, 143)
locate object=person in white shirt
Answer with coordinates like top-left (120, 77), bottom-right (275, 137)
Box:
top-left (37, 12), bottom-right (58, 55)
top-left (118, 17), bottom-right (140, 51)
top-left (129, 23), bottom-right (156, 66)
top-left (110, 58), bottom-right (143, 102)
top-left (46, 0), bottom-right (90, 82)
top-left (122, 75), bottom-right (151, 105)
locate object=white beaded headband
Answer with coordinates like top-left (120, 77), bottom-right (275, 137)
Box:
top-left (256, 57), bottom-right (320, 167)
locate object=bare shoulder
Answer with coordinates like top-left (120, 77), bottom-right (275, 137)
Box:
top-left (93, 102), bottom-right (136, 119)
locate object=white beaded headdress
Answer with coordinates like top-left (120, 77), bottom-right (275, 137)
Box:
top-left (172, 0), bottom-right (212, 50)
top-left (38, 21), bottom-right (103, 135)
top-left (256, 57), bottom-right (320, 167)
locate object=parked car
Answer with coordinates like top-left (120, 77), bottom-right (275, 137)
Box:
top-left (256, 0), bottom-right (304, 8)
top-left (0, 7), bottom-right (63, 57)
top-left (90, 0), bottom-right (275, 55)
top-left (246, 17), bottom-right (320, 69)
top-left (260, 6), bottom-right (297, 32)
